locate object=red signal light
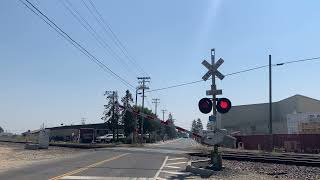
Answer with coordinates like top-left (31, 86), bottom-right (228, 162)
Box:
top-left (220, 100), bottom-right (228, 109)
top-left (216, 98), bottom-right (231, 113)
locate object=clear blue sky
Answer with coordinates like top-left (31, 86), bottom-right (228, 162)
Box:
top-left (1, 0), bottom-right (320, 133)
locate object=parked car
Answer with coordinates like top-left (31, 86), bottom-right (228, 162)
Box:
top-left (96, 134), bottom-right (125, 143)
top-left (138, 133), bottom-right (150, 138)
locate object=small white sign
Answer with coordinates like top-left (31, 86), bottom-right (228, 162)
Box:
top-left (206, 89), bottom-right (222, 96)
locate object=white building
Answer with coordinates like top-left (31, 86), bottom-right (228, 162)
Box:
top-left (287, 112), bottom-right (320, 134)
top-left (219, 94), bottom-right (320, 135)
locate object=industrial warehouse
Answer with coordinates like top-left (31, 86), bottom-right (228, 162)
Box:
top-left (218, 94), bottom-right (320, 152)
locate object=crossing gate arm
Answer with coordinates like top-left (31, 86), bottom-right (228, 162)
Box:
top-left (119, 105), bottom-right (203, 139)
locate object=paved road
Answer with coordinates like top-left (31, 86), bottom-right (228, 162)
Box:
top-left (0, 138), bottom-right (200, 180)
top-left (146, 138), bottom-right (202, 150)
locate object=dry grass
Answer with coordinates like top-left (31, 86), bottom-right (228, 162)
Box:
top-left (0, 142), bottom-right (89, 173)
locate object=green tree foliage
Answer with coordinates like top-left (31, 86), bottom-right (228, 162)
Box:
top-left (136, 106), bottom-right (158, 134)
top-left (165, 113), bottom-right (177, 139)
top-left (0, 126), bottom-right (3, 133)
top-left (196, 118), bottom-right (203, 132)
top-left (102, 91), bottom-right (120, 141)
top-left (191, 119), bottom-right (198, 134)
top-left (133, 106), bottom-right (178, 142)
top-left (121, 90), bottom-right (134, 137)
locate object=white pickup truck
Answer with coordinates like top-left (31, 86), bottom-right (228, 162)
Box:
top-left (96, 134), bottom-right (125, 143)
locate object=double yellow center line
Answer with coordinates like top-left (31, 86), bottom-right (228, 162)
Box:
top-left (49, 153), bottom-right (130, 180)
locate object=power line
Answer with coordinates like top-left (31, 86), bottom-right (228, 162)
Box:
top-left (19, 0), bottom-right (135, 89)
top-left (86, 0), bottom-right (149, 76)
top-left (61, 0), bottom-right (138, 78)
top-left (276, 56), bottom-right (320, 66)
top-left (147, 79), bottom-right (204, 92)
top-left (224, 65), bottom-right (269, 76)
top-left (147, 56), bottom-right (320, 92)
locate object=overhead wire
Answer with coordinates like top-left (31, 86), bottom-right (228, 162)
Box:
top-left (61, 0), bottom-right (138, 78)
top-left (85, 0), bottom-right (149, 76)
top-left (276, 56), bottom-right (320, 65)
top-left (79, 0), bottom-right (154, 102)
top-left (147, 56), bottom-right (320, 92)
top-left (19, 0), bottom-right (135, 89)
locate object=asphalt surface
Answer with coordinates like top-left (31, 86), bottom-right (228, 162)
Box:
top-left (0, 138), bottom-right (201, 180)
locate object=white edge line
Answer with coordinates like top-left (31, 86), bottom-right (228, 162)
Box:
top-left (61, 176), bottom-right (148, 180)
top-left (160, 170), bottom-right (189, 175)
top-left (154, 156), bottom-right (168, 179)
top-left (155, 177), bottom-right (166, 180)
top-left (164, 165), bottom-right (181, 169)
top-left (167, 157), bottom-right (188, 161)
top-left (61, 176), bottom-right (112, 180)
top-left (166, 161), bottom-right (187, 165)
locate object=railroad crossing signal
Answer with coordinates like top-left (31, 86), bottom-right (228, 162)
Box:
top-left (216, 98), bottom-right (232, 114)
top-left (202, 58), bottom-right (225, 81)
top-left (198, 97), bottom-right (232, 114)
top-left (198, 98), bottom-right (212, 114)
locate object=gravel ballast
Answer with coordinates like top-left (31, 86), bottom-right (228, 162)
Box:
top-left (189, 156), bottom-right (320, 180)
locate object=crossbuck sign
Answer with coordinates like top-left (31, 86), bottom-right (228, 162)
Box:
top-left (202, 58), bottom-right (225, 81)
top-left (202, 58), bottom-right (225, 96)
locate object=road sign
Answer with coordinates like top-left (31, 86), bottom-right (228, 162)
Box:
top-left (209, 115), bottom-right (216, 122)
top-left (216, 98), bottom-right (232, 114)
top-left (198, 98), bottom-right (212, 114)
top-left (202, 58), bottom-right (225, 81)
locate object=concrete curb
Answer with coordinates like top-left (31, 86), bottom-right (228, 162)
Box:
top-left (185, 159), bottom-right (215, 178)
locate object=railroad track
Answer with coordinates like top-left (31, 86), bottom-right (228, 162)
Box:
top-left (189, 151), bottom-right (320, 167)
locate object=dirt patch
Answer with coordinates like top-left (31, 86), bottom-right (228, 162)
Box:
top-left (0, 142), bottom-right (90, 173)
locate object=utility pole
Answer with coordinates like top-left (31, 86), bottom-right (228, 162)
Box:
top-left (137, 77), bottom-right (150, 143)
top-left (135, 88), bottom-right (139, 107)
top-left (152, 98), bottom-right (160, 116)
top-left (161, 109), bottom-right (167, 121)
top-left (211, 49), bottom-right (217, 131)
top-left (269, 54), bottom-right (273, 151)
top-left (134, 87), bottom-right (141, 144)
top-left (269, 54), bottom-right (272, 135)
top-left (161, 109), bottom-right (167, 141)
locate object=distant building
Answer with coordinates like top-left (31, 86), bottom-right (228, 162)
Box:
top-left (24, 123), bottom-right (124, 143)
top-left (218, 94), bottom-right (320, 135)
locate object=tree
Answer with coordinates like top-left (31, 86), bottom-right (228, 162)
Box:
top-left (207, 121), bottom-right (214, 130)
top-left (102, 91), bottom-right (120, 141)
top-left (196, 118), bottom-right (203, 133)
top-left (165, 113), bottom-right (177, 139)
top-left (121, 90), bottom-right (134, 138)
top-left (191, 119), bottom-right (198, 134)
top-left (0, 126), bottom-right (3, 134)
top-left (134, 106), bottom-right (163, 142)
top-left (136, 106), bottom-right (157, 134)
